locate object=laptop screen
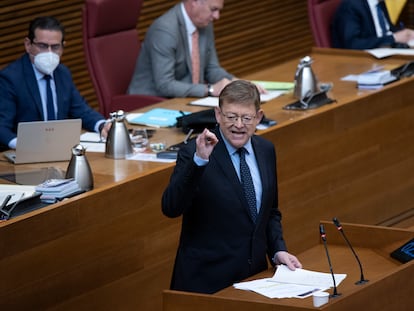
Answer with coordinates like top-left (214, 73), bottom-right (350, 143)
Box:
top-left (6, 119), bottom-right (82, 164)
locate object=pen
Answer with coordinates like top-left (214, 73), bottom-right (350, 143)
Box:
top-left (183, 128), bottom-right (194, 144)
top-left (297, 288), bottom-right (320, 297)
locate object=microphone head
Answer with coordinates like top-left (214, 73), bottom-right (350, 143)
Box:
top-left (319, 224), bottom-right (326, 240)
top-left (333, 217), bottom-right (342, 230)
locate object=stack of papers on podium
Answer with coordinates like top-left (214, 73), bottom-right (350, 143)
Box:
top-left (357, 70), bottom-right (397, 89)
top-left (233, 265), bottom-right (346, 299)
top-left (35, 178), bottom-right (82, 203)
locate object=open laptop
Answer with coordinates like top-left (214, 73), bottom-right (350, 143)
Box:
top-left (3, 119), bottom-right (82, 164)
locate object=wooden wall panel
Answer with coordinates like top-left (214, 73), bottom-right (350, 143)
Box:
top-left (0, 0), bottom-right (313, 112)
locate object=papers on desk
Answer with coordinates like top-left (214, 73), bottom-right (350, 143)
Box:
top-left (366, 48), bottom-right (414, 59)
top-left (0, 184), bottom-right (38, 207)
top-left (233, 265), bottom-right (346, 299)
top-left (190, 90), bottom-right (287, 107)
top-left (357, 70), bottom-right (397, 89)
top-left (79, 131), bottom-right (175, 162)
top-left (0, 184), bottom-right (42, 220)
top-left (35, 178), bottom-right (83, 203)
top-left (126, 152), bottom-right (176, 163)
top-left (80, 132), bottom-right (106, 153)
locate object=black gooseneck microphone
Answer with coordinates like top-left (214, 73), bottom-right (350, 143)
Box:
top-left (320, 224), bottom-right (341, 297)
top-left (333, 217), bottom-right (369, 285)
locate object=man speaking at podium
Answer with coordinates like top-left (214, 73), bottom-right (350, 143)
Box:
top-left (162, 80), bottom-right (301, 294)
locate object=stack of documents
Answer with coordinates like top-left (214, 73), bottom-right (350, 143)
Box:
top-left (233, 265), bottom-right (346, 299)
top-left (357, 70), bottom-right (397, 89)
top-left (35, 178), bottom-right (82, 203)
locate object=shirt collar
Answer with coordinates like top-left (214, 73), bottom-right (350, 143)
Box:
top-left (31, 62), bottom-right (54, 81)
top-left (181, 2), bottom-right (197, 35)
top-left (219, 128), bottom-right (254, 156)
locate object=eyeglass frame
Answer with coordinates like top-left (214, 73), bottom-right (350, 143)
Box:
top-left (31, 40), bottom-right (63, 52)
top-left (219, 109), bottom-right (258, 125)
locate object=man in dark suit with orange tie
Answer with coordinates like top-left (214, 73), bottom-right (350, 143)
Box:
top-left (162, 80), bottom-right (302, 294)
top-left (331, 0), bottom-right (414, 49)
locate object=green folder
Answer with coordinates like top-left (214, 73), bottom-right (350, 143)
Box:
top-left (252, 80), bottom-right (294, 90)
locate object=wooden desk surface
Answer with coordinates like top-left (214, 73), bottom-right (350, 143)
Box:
top-left (1, 48), bottom-right (414, 310)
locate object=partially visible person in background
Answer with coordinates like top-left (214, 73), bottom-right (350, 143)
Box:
top-left (0, 16), bottom-right (109, 150)
top-left (331, 0), bottom-right (414, 49)
top-left (127, 0), bottom-right (236, 98)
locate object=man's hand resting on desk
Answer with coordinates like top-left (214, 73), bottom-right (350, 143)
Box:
top-left (274, 251), bottom-right (303, 271)
top-left (99, 121), bottom-right (112, 140)
top-left (393, 29), bottom-right (414, 46)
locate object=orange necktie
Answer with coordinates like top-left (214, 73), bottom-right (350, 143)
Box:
top-left (191, 29), bottom-right (200, 84)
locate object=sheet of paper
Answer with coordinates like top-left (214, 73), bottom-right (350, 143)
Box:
top-left (81, 142), bottom-right (106, 153)
top-left (80, 132), bottom-right (102, 143)
top-left (366, 48), bottom-right (414, 59)
top-left (270, 265), bottom-right (347, 288)
top-left (233, 277), bottom-right (329, 299)
top-left (126, 152), bottom-right (176, 163)
top-left (189, 91), bottom-right (287, 107)
top-left (0, 185), bottom-right (38, 206)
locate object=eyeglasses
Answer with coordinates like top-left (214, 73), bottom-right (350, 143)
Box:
top-left (31, 41), bottom-right (63, 52)
top-left (220, 110), bottom-right (257, 125)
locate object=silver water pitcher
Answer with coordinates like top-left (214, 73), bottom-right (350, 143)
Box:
top-left (65, 144), bottom-right (94, 191)
top-left (293, 56), bottom-right (319, 100)
top-left (105, 110), bottom-right (133, 159)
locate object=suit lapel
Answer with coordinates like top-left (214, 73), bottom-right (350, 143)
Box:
top-left (198, 27), bottom-right (206, 82)
top-left (211, 131), bottom-right (258, 224)
top-left (53, 69), bottom-right (64, 119)
top-left (22, 54), bottom-right (44, 119)
top-left (176, 4), bottom-right (193, 79)
top-left (251, 136), bottom-right (271, 222)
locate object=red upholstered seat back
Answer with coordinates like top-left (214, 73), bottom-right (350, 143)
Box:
top-left (308, 0), bottom-right (342, 48)
top-left (82, 0), bottom-right (163, 117)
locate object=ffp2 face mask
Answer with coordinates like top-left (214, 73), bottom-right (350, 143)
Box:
top-left (34, 52), bottom-right (60, 75)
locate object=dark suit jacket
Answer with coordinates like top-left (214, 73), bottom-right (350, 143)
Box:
top-left (0, 53), bottom-right (104, 147)
top-left (162, 129), bottom-right (288, 294)
top-left (331, 0), bottom-right (400, 49)
top-left (127, 3), bottom-right (233, 98)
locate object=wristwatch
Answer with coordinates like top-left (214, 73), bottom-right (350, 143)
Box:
top-left (207, 84), bottom-right (214, 96)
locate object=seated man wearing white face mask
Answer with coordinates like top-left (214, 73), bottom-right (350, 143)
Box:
top-left (0, 16), bottom-right (109, 150)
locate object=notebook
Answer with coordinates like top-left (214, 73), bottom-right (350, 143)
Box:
top-left (128, 108), bottom-right (190, 127)
top-left (3, 119), bottom-right (82, 164)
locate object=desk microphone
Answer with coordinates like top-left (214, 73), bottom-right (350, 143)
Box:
top-left (320, 224), bottom-right (341, 297)
top-left (333, 217), bottom-right (369, 285)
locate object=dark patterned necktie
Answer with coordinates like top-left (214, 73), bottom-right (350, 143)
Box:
top-left (44, 75), bottom-right (56, 120)
top-left (238, 147), bottom-right (257, 223)
top-left (377, 2), bottom-right (388, 36)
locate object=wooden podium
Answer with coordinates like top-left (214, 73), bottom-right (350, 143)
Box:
top-left (163, 222), bottom-right (414, 311)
